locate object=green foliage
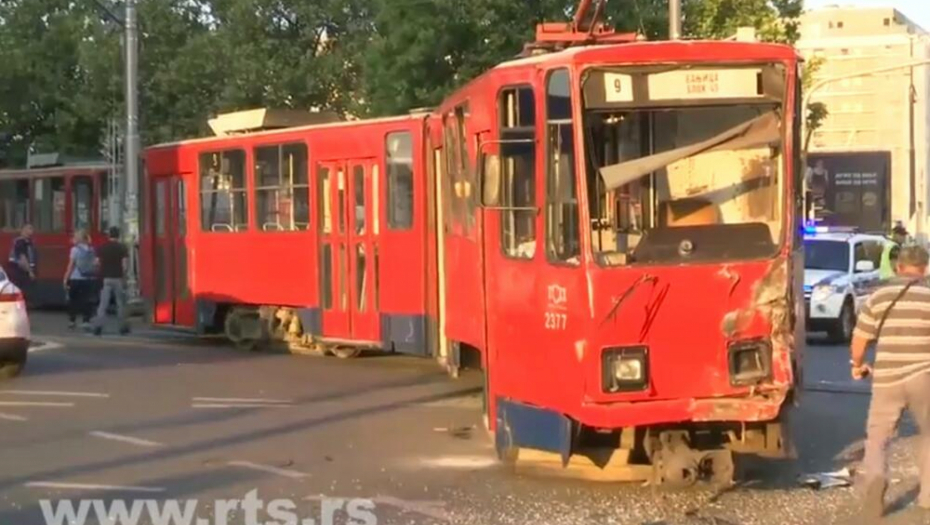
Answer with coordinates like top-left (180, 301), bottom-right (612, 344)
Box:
top-left (801, 56), bottom-right (829, 151)
top-left (0, 0), bottom-right (807, 163)
top-left (683, 0), bottom-right (803, 44)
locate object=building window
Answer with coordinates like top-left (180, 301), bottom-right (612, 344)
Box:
top-left (386, 131), bottom-right (414, 229)
top-left (0, 180), bottom-right (29, 231)
top-left (34, 177), bottom-right (66, 233)
top-left (499, 85), bottom-right (537, 259)
top-left (72, 176), bottom-right (93, 232)
top-left (200, 150), bottom-right (247, 232)
top-left (545, 69), bottom-right (580, 263)
top-left (254, 143), bottom-right (309, 232)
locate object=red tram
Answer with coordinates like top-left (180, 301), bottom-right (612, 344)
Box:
top-left (142, 11), bottom-right (804, 484)
top-left (0, 161), bottom-right (113, 306)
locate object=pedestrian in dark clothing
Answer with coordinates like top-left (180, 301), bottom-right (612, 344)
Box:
top-left (92, 227), bottom-right (130, 335)
top-left (851, 245), bottom-right (930, 520)
top-left (62, 229), bottom-right (97, 329)
top-left (7, 224), bottom-right (37, 305)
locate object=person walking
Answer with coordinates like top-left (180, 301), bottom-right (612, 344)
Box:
top-left (91, 227), bottom-right (130, 336)
top-left (62, 229), bottom-right (97, 330)
top-left (7, 224), bottom-right (37, 305)
top-left (850, 244), bottom-right (930, 520)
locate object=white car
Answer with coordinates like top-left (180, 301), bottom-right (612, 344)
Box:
top-left (804, 228), bottom-right (891, 342)
top-left (0, 268), bottom-right (29, 379)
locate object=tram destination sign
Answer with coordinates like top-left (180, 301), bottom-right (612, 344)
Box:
top-left (585, 65), bottom-right (784, 109)
top-left (647, 69), bottom-right (761, 100)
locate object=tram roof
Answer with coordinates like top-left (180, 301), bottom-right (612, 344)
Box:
top-left (0, 162), bottom-right (110, 179)
top-left (494, 40), bottom-right (798, 70)
top-left (147, 113), bottom-right (425, 151)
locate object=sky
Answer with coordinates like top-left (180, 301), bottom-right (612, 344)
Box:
top-left (805, 0), bottom-right (930, 30)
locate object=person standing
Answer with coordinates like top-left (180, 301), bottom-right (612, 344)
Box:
top-left (62, 229), bottom-right (97, 330)
top-left (850, 245), bottom-right (930, 520)
top-left (7, 224), bottom-right (37, 305)
top-left (879, 223), bottom-right (908, 280)
top-left (91, 227), bottom-right (130, 335)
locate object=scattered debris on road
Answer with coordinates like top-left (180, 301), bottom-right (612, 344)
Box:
top-left (798, 467), bottom-right (853, 490)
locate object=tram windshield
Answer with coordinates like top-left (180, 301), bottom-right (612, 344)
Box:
top-left (581, 64), bottom-right (788, 266)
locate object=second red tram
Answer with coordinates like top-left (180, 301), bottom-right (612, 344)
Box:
top-left (0, 163), bottom-right (113, 306)
top-left (142, 31), bottom-right (804, 482)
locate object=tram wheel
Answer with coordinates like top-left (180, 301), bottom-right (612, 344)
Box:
top-left (224, 308), bottom-right (264, 352)
top-left (655, 451), bottom-right (700, 488)
top-left (331, 346), bottom-right (362, 359)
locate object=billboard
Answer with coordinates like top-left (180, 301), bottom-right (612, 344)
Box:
top-left (806, 151), bottom-right (891, 233)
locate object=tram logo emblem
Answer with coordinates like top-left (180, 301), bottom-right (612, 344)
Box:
top-left (547, 284), bottom-right (567, 309)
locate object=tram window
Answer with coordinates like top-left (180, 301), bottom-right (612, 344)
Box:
top-left (318, 166), bottom-right (332, 234)
top-left (356, 244), bottom-right (367, 312)
top-left (34, 177), bottom-right (66, 233)
top-left (0, 180), bottom-right (29, 231)
top-left (338, 244), bottom-right (348, 310)
top-left (337, 168), bottom-right (346, 234)
top-left (499, 86), bottom-right (537, 259)
top-left (199, 150), bottom-right (247, 232)
top-left (254, 143), bottom-right (309, 232)
top-left (0, 181), bottom-right (13, 230)
top-left (72, 176), bottom-right (93, 232)
top-left (177, 180), bottom-right (187, 236)
top-left (320, 244), bottom-right (333, 309)
top-left (99, 173), bottom-right (111, 232)
top-left (545, 69), bottom-right (580, 263)
top-left (155, 181), bottom-right (167, 237)
top-left (372, 164), bottom-right (380, 235)
top-left (386, 131), bottom-right (414, 229)
top-left (443, 117), bottom-right (461, 232)
top-left (455, 104), bottom-right (475, 234)
top-left (353, 165), bottom-right (366, 234)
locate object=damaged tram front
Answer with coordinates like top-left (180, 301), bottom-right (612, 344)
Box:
top-left (479, 43), bottom-right (803, 485)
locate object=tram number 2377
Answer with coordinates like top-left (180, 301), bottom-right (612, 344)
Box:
top-left (544, 312), bottom-right (568, 330)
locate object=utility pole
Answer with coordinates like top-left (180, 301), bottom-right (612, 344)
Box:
top-left (669, 0), bottom-right (681, 40)
top-left (124, 0), bottom-right (141, 300)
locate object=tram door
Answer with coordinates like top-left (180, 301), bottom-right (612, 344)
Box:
top-left (152, 176), bottom-right (192, 325)
top-left (317, 160), bottom-right (380, 343)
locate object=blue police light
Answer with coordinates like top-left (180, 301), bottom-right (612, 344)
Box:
top-left (802, 221), bottom-right (858, 236)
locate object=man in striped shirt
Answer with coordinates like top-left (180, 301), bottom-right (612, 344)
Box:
top-left (851, 244), bottom-right (930, 520)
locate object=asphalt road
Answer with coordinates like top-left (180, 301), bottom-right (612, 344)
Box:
top-left (1, 315), bottom-right (929, 525)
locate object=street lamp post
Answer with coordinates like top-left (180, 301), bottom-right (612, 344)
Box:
top-left (124, 0), bottom-right (140, 300)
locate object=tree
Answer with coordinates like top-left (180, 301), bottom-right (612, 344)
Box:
top-left (359, 0), bottom-right (806, 116)
top-left (0, 0), bottom-right (809, 163)
top-left (0, 0), bottom-right (119, 165)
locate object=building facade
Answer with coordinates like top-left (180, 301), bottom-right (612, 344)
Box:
top-left (797, 7), bottom-right (930, 239)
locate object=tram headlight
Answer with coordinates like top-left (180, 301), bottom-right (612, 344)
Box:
top-left (728, 339), bottom-right (772, 386)
top-left (602, 346), bottom-right (649, 393)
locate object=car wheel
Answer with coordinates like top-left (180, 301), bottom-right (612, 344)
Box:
top-left (828, 300), bottom-right (855, 343)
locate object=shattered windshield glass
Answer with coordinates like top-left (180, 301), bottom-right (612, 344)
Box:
top-left (582, 65), bottom-right (786, 266)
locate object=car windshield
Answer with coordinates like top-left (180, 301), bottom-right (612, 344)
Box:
top-left (804, 240), bottom-right (849, 272)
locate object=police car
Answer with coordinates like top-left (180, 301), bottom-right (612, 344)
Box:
top-left (804, 226), bottom-right (892, 342)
